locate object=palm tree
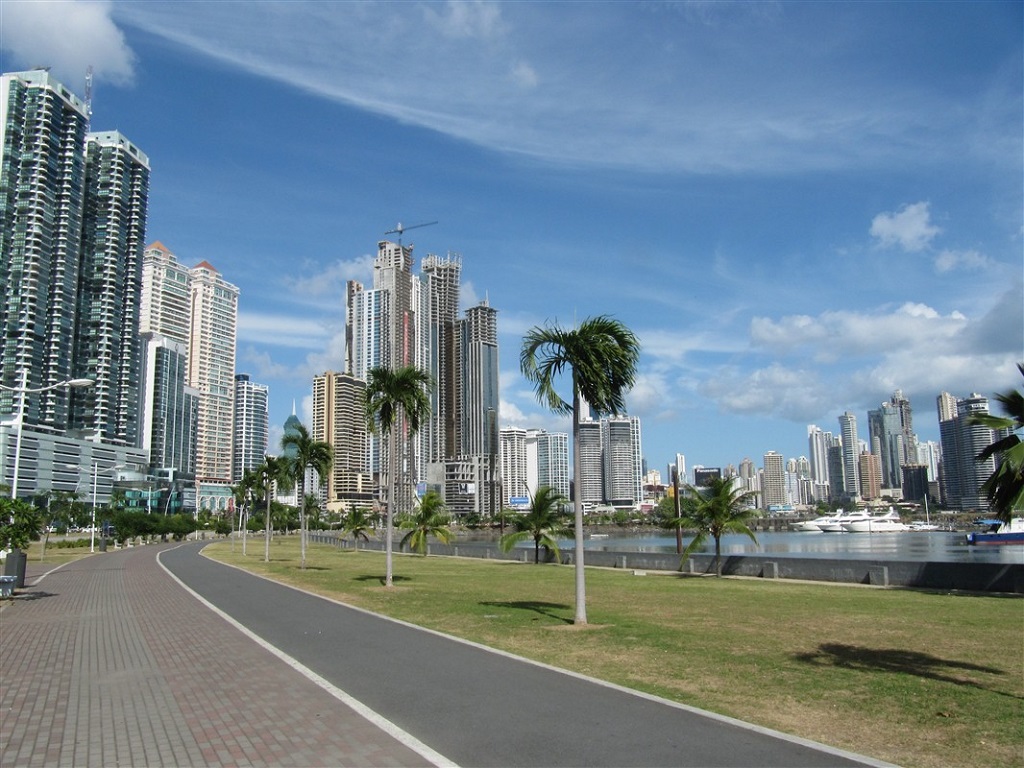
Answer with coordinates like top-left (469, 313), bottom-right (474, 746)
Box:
top-left (364, 365), bottom-right (433, 587)
top-left (970, 363), bottom-right (1024, 521)
top-left (281, 423), bottom-right (333, 570)
top-left (231, 469), bottom-right (259, 555)
top-left (671, 476), bottom-right (758, 577)
top-left (499, 485), bottom-right (572, 564)
top-left (398, 490), bottom-right (453, 555)
top-left (520, 315), bottom-right (640, 624)
top-left (252, 455), bottom-right (288, 562)
top-left (341, 507), bottom-right (374, 547)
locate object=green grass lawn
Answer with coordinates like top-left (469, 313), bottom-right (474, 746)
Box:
top-left (207, 538), bottom-right (1023, 768)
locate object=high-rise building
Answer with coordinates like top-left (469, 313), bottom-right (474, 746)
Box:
top-left (499, 426), bottom-right (569, 507)
top-left (670, 453), bottom-right (687, 486)
top-left (868, 395), bottom-right (914, 491)
top-left (188, 260), bottom-right (239, 503)
top-left (806, 425), bottom-right (833, 486)
top-left (838, 411), bottom-right (861, 502)
top-left (577, 418), bottom-right (604, 507)
top-left (534, 430), bottom-right (570, 501)
top-left (0, 71), bottom-right (154, 501)
top-left (0, 70), bottom-right (90, 432)
top-left (233, 374), bottom-right (269, 484)
top-left (602, 416), bottom-right (642, 508)
top-left (936, 392), bottom-right (997, 511)
top-left (499, 426), bottom-right (529, 506)
top-left (140, 242), bottom-right (192, 343)
top-left (72, 131), bottom-right (150, 445)
top-left (311, 371), bottom-right (372, 508)
top-left (762, 451), bottom-right (786, 508)
top-left (859, 451), bottom-right (882, 500)
top-left (347, 240), bottom-right (502, 519)
top-left (139, 332), bottom-right (198, 482)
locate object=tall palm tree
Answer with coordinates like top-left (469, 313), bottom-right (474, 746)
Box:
top-left (970, 363), bottom-right (1024, 521)
top-left (521, 315), bottom-right (640, 624)
top-left (281, 423), bottom-right (333, 569)
top-left (671, 476), bottom-right (758, 577)
top-left (252, 455), bottom-right (288, 562)
top-left (398, 490), bottom-right (453, 555)
top-left (499, 485), bottom-right (572, 564)
top-left (364, 365), bottom-right (433, 587)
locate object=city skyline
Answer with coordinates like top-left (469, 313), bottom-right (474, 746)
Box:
top-left (4, 1), bottom-right (1020, 473)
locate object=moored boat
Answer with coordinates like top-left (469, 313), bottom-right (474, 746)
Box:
top-left (965, 518), bottom-right (1024, 545)
top-left (842, 507), bottom-right (909, 533)
top-left (819, 509), bottom-right (871, 532)
top-left (790, 515), bottom-right (837, 532)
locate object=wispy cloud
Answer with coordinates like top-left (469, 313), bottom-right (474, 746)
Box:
top-left (107, 1), bottom-right (1018, 175)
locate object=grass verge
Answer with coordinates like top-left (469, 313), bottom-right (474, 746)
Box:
top-left (205, 538), bottom-right (1023, 768)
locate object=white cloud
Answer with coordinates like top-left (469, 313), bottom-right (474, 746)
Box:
top-left (934, 249), bottom-right (993, 273)
top-left (237, 312), bottom-right (332, 349)
top-left (2, 0), bottom-right (135, 89)
top-left (750, 302), bottom-right (967, 361)
top-left (510, 61), bottom-right (538, 89)
top-left (423, 0), bottom-right (504, 40)
top-left (869, 202), bottom-right (941, 252)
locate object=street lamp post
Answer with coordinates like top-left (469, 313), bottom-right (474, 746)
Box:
top-left (1, 370), bottom-right (94, 499)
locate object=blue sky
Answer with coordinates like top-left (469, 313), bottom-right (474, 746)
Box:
top-left (4, 1), bottom-right (1022, 477)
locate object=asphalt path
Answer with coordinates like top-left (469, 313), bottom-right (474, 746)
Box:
top-left (160, 543), bottom-right (890, 768)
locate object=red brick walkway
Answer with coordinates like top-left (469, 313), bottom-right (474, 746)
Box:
top-left (1, 544), bottom-right (436, 767)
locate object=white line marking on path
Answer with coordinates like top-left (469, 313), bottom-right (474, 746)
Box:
top-left (157, 546), bottom-right (457, 768)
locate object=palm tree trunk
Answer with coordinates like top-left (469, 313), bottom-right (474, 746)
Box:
top-left (385, 425), bottom-right (396, 587)
top-left (264, 493), bottom-right (271, 562)
top-left (298, 476), bottom-right (307, 570)
top-left (572, 383), bottom-right (587, 625)
top-left (715, 535), bottom-right (722, 577)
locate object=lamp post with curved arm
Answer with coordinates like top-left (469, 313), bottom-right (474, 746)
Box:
top-left (1, 370), bottom-right (94, 499)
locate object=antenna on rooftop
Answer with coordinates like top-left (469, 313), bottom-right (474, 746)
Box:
top-left (384, 220), bottom-right (437, 246)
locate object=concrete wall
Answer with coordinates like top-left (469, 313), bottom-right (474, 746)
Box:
top-left (309, 533), bottom-right (1024, 594)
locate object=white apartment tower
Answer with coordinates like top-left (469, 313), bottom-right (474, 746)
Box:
top-left (140, 242), bottom-right (191, 343)
top-left (838, 411), bottom-right (861, 502)
top-left (602, 416), bottom-right (643, 508)
top-left (232, 374), bottom-right (269, 483)
top-left (188, 261), bottom-right (239, 490)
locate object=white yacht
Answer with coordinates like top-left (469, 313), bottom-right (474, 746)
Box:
top-left (818, 509), bottom-right (871, 532)
top-left (843, 508), bottom-right (910, 533)
top-left (790, 515), bottom-right (838, 532)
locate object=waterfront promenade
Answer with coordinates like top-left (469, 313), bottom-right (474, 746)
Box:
top-left (1, 543), bottom-right (890, 767)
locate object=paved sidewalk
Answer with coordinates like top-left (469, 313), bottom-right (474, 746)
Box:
top-left (0, 544), bottom-right (434, 767)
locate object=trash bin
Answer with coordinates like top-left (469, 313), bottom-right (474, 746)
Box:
top-left (99, 538), bottom-right (107, 552)
top-left (3, 548), bottom-right (27, 588)
top-left (0, 575), bottom-right (15, 598)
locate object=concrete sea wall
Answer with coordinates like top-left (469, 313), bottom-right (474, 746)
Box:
top-left (309, 533), bottom-right (1024, 594)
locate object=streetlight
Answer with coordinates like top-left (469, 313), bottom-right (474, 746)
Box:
top-left (1, 370), bottom-right (93, 499)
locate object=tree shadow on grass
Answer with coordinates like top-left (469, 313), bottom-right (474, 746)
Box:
top-left (480, 600), bottom-right (573, 624)
top-left (794, 643), bottom-right (1021, 699)
top-left (354, 574), bottom-right (413, 585)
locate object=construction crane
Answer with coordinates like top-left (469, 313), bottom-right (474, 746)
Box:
top-left (384, 220), bottom-right (437, 245)
top-left (84, 65), bottom-right (93, 118)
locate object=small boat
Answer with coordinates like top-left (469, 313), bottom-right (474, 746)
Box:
top-left (818, 510), bottom-right (871, 532)
top-left (908, 521), bottom-right (940, 532)
top-left (842, 508), bottom-right (909, 533)
top-left (965, 518), bottom-right (1024, 545)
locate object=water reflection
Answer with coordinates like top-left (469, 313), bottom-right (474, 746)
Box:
top-left (570, 531), bottom-right (1024, 564)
